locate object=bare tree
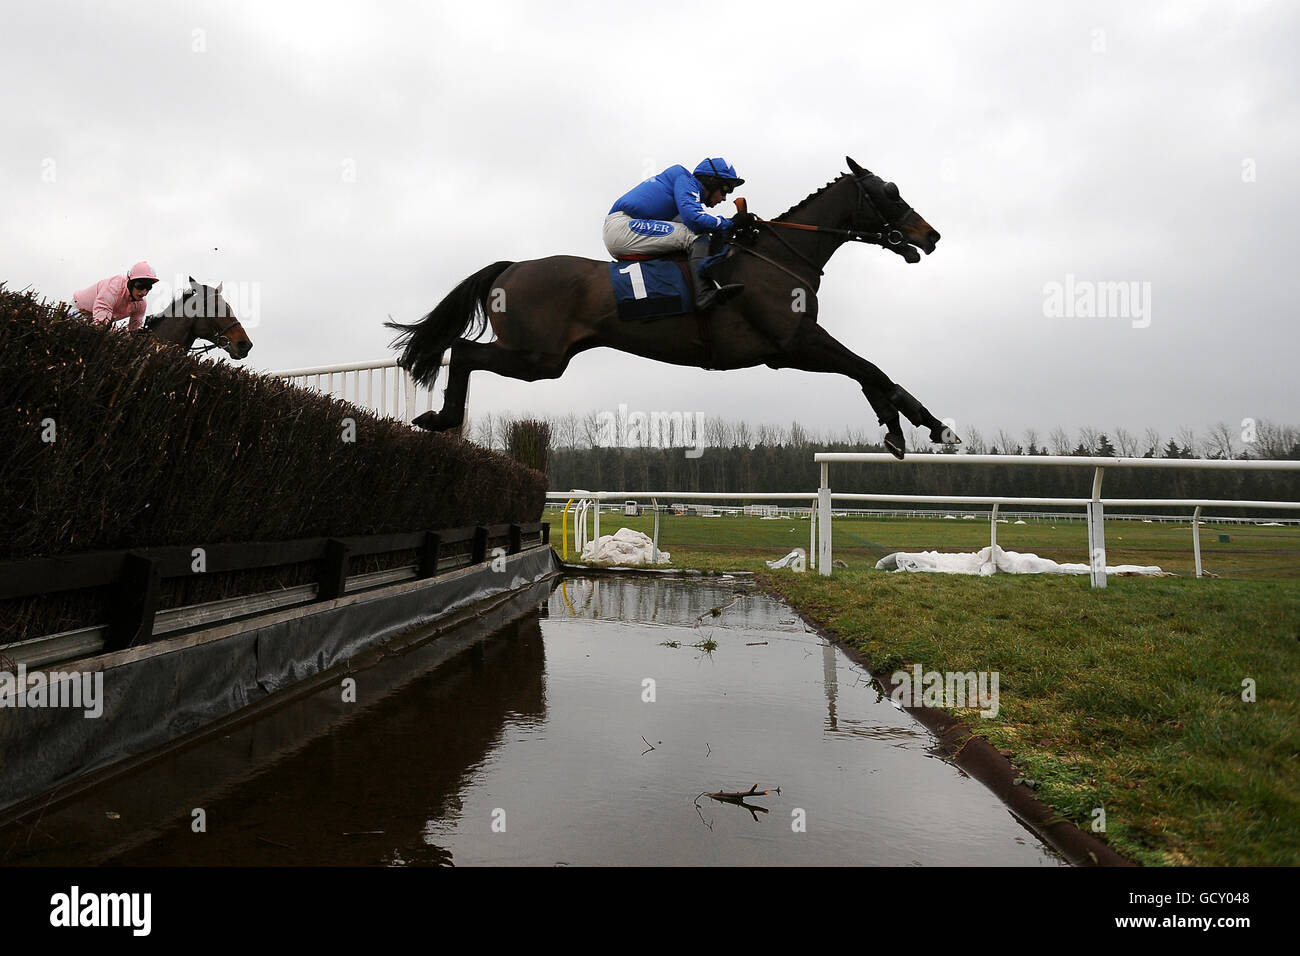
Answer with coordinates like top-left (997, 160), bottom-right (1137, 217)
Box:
top-left (733, 420), bottom-right (753, 450)
top-left (1176, 425), bottom-right (1200, 458)
top-left (964, 426), bottom-right (988, 455)
top-left (1049, 426), bottom-right (1072, 456)
top-left (582, 410), bottom-right (605, 449)
top-left (1143, 427), bottom-right (1162, 458)
top-left (632, 411), bottom-right (652, 447)
top-left (1114, 426), bottom-right (1139, 458)
top-left (555, 412), bottom-right (579, 450)
top-left (995, 428), bottom-right (1021, 455)
top-left (705, 415), bottom-right (730, 449)
top-left (1022, 427), bottom-right (1040, 455)
top-left (473, 411), bottom-right (497, 449)
top-left (1077, 425), bottom-right (1100, 456)
top-left (497, 412), bottom-right (520, 452)
top-left (1205, 421), bottom-right (1237, 460)
top-left (1253, 419), bottom-right (1299, 459)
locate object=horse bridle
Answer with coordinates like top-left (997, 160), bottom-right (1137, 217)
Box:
top-left (147, 289), bottom-right (243, 354)
top-left (188, 316), bottom-right (243, 354)
top-left (767, 172), bottom-right (913, 244)
top-left (855, 175), bottom-right (915, 247)
top-left (737, 172), bottom-right (918, 285)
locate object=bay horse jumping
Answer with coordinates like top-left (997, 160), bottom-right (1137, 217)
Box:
top-left (145, 277), bottom-right (252, 360)
top-left (387, 157), bottom-right (958, 458)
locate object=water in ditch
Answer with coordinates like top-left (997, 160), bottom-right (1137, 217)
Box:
top-left (3, 575), bottom-right (1062, 866)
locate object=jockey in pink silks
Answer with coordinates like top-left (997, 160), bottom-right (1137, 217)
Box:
top-left (72, 261), bottom-right (160, 331)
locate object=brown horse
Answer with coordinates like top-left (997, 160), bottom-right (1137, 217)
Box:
top-left (145, 277), bottom-right (253, 360)
top-left (388, 157), bottom-right (958, 458)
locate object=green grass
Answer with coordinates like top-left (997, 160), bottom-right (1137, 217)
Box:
top-left (555, 509), bottom-right (1300, 865)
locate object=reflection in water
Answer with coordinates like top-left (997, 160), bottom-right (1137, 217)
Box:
top-left (557, 576), bottom-right (796, 631)
top-left (823, 639), bottom-right (838, 731)
top-left (144, 614), bottom-right (549, 866)
top-left (3, 575), bottom-right (1064, 867)
top-left (2, 607), bottom-right (551, 867)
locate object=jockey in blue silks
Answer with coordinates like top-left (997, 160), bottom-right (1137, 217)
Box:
top-left (603, 157), bottom-right (754, 311)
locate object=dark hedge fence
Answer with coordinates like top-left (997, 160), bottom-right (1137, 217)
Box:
top-left (0, 285), bottom-right (546, 639)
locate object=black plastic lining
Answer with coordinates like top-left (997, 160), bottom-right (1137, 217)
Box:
top-left (0, 547), bottom-right (560, 813)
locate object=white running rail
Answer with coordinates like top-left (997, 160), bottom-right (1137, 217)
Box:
top-left (548, 455), bottom-right (1300, 585)
top-left (814, 453), bottom-right (1300, 587)
top-left (270, 358), bottom-right (456, 423)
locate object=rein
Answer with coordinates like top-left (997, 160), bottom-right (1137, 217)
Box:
top-left (761, 174), bottom-right (910, 246)
top-left (762, 218), bottom-right (904, 244)
top-left (733, 173), bottom-right (914, 287)
top-left (736, 241), bottom-right (820, 287)
top-left (187, 317), bottom-right (242, 354)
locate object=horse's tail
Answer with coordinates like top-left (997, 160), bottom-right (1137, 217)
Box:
top-left (385, 260), bottom-right (514, 388)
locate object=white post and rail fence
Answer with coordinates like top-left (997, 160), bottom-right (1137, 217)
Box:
top-left (815, 453), bottom-right (1300, 587)
top-left (269, 358), bottom-right (458, 424)
top-left (261, 362), bottom-right (1298, 585)
top-left (549, 455), bottom-right (1300, 587)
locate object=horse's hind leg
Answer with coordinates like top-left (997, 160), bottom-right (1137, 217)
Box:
top-left (411, 339), bottom-right (477, 432)
top-left (411, 339), bottom-right (569, 433)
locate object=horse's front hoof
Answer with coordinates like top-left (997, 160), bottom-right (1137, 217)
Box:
top-left (884, 430), bottom-right (906, 460)
top-left (931, 425), bottom-right (961, 445)
top-left (412, 411), bottom-right (440, 431)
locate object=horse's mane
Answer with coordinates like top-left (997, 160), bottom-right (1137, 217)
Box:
top-left (774, 173), bottom-right (851, 221)
top-left (146, 288), bottom-right (195, 326)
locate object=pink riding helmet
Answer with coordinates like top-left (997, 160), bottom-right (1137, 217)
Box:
top-left (127, 261), bottom-right (158, 282)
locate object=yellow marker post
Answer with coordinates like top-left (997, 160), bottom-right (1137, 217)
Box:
top-left (561, 497), bottom-right (575, 560)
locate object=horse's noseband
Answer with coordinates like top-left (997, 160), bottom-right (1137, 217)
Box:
top-left (199, 316), bottom-right (243, 353)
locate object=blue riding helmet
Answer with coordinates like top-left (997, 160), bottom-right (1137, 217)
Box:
top-left (693, 158), bottom-right (744, 189)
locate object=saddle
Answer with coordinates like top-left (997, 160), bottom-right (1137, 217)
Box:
top-left (607, 256), bottom-right (694, 321)
top-left (607, 250), bottom-right (726, 369)
top-left (608, 234), bottom-right (734, 313)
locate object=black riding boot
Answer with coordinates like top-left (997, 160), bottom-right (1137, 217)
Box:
top-left (888, 385), bottom-right (961, 445)
top-left (689, 236), bottom-right (743, 312)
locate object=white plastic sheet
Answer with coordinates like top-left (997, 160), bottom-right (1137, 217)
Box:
top-left (580, 527), bottom-right (670, 565)
top-left (875, 545), bottom-right (1164, 576)
top-left (765, 548), bottom-right (806, 570)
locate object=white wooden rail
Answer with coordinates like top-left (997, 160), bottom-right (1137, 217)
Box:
top-left (814, 454), bottom-right (1300, 587)
top-left (548, 455), bottom-right (1300, 585)
top-left (270, 358), bottom-right (457, 423)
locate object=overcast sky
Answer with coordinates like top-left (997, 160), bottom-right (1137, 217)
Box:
top-left (4, 0), bottom-right (1296, 450)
